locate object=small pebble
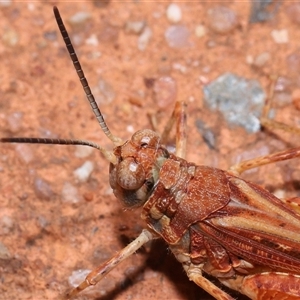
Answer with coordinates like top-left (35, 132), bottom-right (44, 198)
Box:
top-left (68, 269), bottom-right (91, 287)
top-left (249, 1), bottom-right (279, 23)
top-left (253, 52), bottom-right (271, 68)
top-left (83, 192), bottom-right (94, 202)
top-left (7, 112), bottom-right (23, 133)
top-left (34, 177), bottom-right (54, 200)
top-left (207, 6), bottom-right (238, 34)
top-left (15, 144), bottom-right (34, 164)
top-left (166, 3), bottom-right (182, 23)
top-left (61, 182), bottom-right (81, 203)
top-left (165, 25), bottom-right (190, 48)
top-left (203, 73), bottom-right (264, 133)
top-left (0, 242), bottom-right (11, 260)
top-left (125, 20), bottom-right (146, 34)
top-left (286, 3), bottom-right (300, 25)
top-left (74, 145), bottom-right (94, 158)
top-left (138, 26), bottom-right (152, 51)
top-left (85, 34), bottom-right (99, 46)
top-left (153, 76), bottom-right (177, 109)
top-left (271, 29), bottom-right (289, 44)
top-left (68, 11), bottom-right (91, 27)
top-left (2, 28), bottom-right (19, 47)
top-left (0, 215), bottom-right (14, 235)
top-left (195, 24), bottom-right (206, 38)
top-left (27, 3), bottom-right (35, 11)
top-left (73, 161), bottom-right (94, 182)
top-left (127, 91), bottom-right (144, 107)
top-left (126, 125), bottom-right (134, 133)
top-left (273, 189), bottom-right (286, 199)
top-left (246, 55), bottom-right (254, 65)
top-left (172, 62), bottom-right (187, 73)
top-left (274, 76), bottom-right (292, 93)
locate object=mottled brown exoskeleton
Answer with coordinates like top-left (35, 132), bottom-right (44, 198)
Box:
top-left (2, 6), bottom-right (300, 300)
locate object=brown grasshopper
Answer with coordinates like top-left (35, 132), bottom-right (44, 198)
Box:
top-left (2, 6), bottom-right (300, 300)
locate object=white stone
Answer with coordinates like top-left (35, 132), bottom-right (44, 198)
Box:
top-left (126, 125), bottom-right (134, 133)
top-left (253, 52), bottom-right (271, 67)
top-left (271, 29), bottom-right (289, 44)
top-left (138, 27), bottom-right (152, 51)
top-left (195, 25), bottom-right (206, 38)
top-left (125, 20), bottom-right (146, 34)
top-left (73, 160), bottom-right (94, 182)
top-left (68, 269), bottom-right (91, 287)
top-left (2, 28), bottom-right (19, 47)
top-left (61, 182), bottom-right (81, 203)
top-left (166, 4), bottom-right (182, 23)
top-left (68, 11), bottom-right (91, 26)
top-left (86, 34), bottom-right (99, 46)
top-left (165, 25), bottom-right (190, 48)
top-left (246, 55), bottom-right (254, 64)
top-left (0, 242), bottom-right (11, 260)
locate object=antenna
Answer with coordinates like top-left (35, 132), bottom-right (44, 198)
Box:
top-left (53, 6), bottom-right (123, 146)
top-left (0, 6), bottom-right (123, 165)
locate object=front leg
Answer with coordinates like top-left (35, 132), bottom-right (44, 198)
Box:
top-left (64, 229), bottom-right (153, 299)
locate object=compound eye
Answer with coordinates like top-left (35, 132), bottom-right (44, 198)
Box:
top-left (132, 129), bottom-right (160, 148)
top-left (116, 158), bottom-right (145, 190)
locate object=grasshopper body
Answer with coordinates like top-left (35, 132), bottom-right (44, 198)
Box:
top-left (2, 6), bottom-right (300, 300)
top-left (107, 128), bottom-right (300, 300)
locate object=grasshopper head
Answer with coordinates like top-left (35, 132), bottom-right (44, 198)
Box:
top-left (109, 129), bottom-right (170, 208)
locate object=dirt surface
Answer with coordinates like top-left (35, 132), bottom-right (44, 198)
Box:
top-left (0, 1), bottom-right (300, 300)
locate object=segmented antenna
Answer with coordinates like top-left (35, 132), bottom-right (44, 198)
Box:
top-left (0, 137), bottom-right (102, 150)
top-left (0, 7), bottom-right (121, 165)
top-left (0, 136), bottom-right (117, 164)
top-left (53, 6), bottom-right (122, 146)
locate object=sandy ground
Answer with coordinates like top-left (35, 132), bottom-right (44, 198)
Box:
top-left (0, 1), bottom-right (300, 300)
